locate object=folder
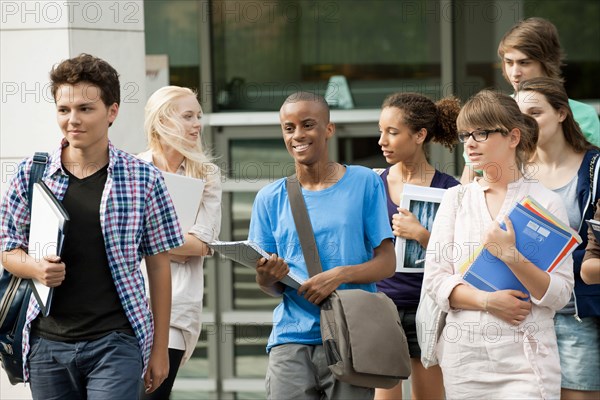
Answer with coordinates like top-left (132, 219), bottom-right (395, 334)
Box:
top-left (207, 240), bottom-right (304, 289)
top-left (460, 196), bottom-right (581, 293)
top-left (28, 181), bottom-right (70, 316)
top-left (396, 184), bottom-right (447, 272)
top-left (162, 172), bottom-right (205, 232)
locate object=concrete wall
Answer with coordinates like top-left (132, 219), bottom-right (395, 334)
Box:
top-left (1, 0), bottom-right (147, 196)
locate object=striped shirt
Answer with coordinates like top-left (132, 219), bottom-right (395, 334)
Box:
top-left (0, 140), bottom-right (184, 380)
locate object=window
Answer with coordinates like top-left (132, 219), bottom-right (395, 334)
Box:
top-left (211, 0), bottom-right (442, 111)
top-left (145, 0), bottom-right (201, 89)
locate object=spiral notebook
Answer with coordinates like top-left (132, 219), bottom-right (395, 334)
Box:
top-left (460, 196), bottom-right (581, 293)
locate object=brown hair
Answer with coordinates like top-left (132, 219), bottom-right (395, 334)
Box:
top-left (381, 92), bottom-right (461, 150)
top-left (498, 17), bottom-right (565, 83)
top-left (457, 90), bottom-right (538, 170)
top-left (50, 53), bottom-right (120, 106)
top-left (517, 77), bottom-right (596, 153)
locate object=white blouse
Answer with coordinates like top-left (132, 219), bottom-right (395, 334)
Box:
top-left (423, 177), bottom-right (574, 399)
top-left (138, 150), bottom-right (222, 365)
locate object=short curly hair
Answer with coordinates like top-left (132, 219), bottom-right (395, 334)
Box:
top-left (50, 53), bottom-right (120, 106)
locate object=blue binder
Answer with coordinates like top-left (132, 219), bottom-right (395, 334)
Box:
top-left (463, 201), bottom-right (578, 293)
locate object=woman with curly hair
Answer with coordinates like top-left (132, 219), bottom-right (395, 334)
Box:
top-left (374, 92), bottom-right (461, 400)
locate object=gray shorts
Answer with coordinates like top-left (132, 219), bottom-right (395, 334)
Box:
top-left (266, 343), bottom-right (374, 400)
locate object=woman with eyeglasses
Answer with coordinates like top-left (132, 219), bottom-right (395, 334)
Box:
top-left (423, 89), bottom-right (574, 398)
top-left (515, 77), bottom-right (600, 399)
top-left (374, 92), bottom-right (460, 400)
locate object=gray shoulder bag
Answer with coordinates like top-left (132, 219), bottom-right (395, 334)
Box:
top-left (286, 176), bottom-right (411, 389)
top-left (416, 185), bottom-right (466, 368)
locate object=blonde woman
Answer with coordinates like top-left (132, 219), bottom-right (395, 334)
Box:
top-left (139, 86), bottom-right (222, 399)
top-left (424, 90), bottom-right (574, 398)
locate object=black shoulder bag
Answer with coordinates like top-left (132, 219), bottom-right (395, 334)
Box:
top-left (0, 152), bottom-right (49, 384)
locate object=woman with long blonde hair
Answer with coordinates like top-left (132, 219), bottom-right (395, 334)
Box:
top-left (139, 86), bottom-right (222, 399)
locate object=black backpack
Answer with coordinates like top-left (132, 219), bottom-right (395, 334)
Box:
top-left (0, 152), bottom-right (49, 384)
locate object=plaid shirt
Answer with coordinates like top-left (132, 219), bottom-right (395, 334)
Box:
top-left (0, 141), bottom-right (184, 380)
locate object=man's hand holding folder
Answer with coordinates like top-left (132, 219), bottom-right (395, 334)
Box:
top-left (36, 255), bottom-right (66, 288)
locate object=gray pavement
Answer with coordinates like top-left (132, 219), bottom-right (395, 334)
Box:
top-left (0, 369), bottom-right (31, 400)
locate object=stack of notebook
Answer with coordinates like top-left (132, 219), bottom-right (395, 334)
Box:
top-left (459, 196), bottom-right (581, 293)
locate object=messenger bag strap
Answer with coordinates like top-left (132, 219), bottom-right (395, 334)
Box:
top-left (28, 152), bottom-right (49, 210)
top-left (286, 175), bottom-right (323, 278)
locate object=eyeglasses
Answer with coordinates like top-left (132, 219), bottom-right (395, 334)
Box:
top-left (457, 129), bottom-right (506, 143)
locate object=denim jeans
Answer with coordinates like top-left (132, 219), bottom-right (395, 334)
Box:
top-left (28, 331), bottom-right (143, 400)
top-left (554, 314), bottom-right (600, 391)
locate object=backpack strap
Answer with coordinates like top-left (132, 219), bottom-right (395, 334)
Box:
top-left (28, 152), bottom-right (49, 210)
top-left (590, 153), bottom-right (600, 205)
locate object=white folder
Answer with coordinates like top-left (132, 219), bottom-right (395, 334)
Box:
top-left (162, 172), bottom-right (205, 232)
top-left (28, 181), bottom-right (69, 316)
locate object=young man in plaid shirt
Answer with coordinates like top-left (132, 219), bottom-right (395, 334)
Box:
top-left (0, 54), bottom-right (183, 399)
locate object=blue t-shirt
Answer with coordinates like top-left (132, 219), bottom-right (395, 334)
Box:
top-left (376, 169), bottom-right (460, 308)
top-left (248, 165), bottom-right (393, 351)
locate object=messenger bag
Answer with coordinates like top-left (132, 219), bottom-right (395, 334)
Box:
top-left (286, 175), bottom-right (411, 389)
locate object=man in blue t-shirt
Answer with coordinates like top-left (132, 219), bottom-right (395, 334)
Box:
top-left (248, 92), bottom-right (395, 399)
